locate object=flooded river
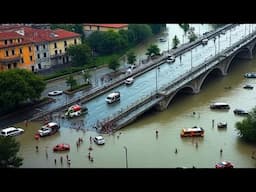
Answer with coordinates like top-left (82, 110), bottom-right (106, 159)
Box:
top-left (16, 55), bottom-right (256, 168)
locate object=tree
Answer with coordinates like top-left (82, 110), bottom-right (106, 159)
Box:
top-left (0, 69), bottom-right (45, 112)
top-left (66, 75), bottom-right (77, 91)
top-left (108, 59), bottom-right (120, 72)
top-left (128, 24), bottom-right (152, 43)
top-left (179, 24), bottom-right (190, 35)
top-left (0, 136), bottom-right (23, 168)
top-left (66, 44), bottom-right (92, 67)
top-left (88, 30), bottom-right (128, 55)
top-left (146, 44), bottom-right (160, 57)
top-left (148, 24), bottom-right (167, 34)
top-left (127, 52), bottom-right (136, 65)
top-left (172, 35), bottom-right (180, 49)
top-left (236, 107), bottom-right (256, 142)
top-left (188, 31), bottom-right (198, 42)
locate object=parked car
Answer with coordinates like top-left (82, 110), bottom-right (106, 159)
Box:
top-left (48, 90), bottom-right (63, 96)
top-left (202, 38), bottom-right (208, 45)
top-left (243, 84), bottom-right (253, 89)
top-left (53, 143), bottom-right (70, 152)
top-left (0, 127), bottom-right (24, 137)
top-left (38, 122), bottom-right (60, 137)
top-left (217, 122), bottom-right (227, 128)
top-left (94, 136), bottom-right (105, 145)
top-left (233, 109), bottom-right (249, 116)
top-left (244, 72), bottom-right (256, 78)
top-left (215, 161), bottom-right (234, 168)
top-left (124, 77), bottom-right (134, 85)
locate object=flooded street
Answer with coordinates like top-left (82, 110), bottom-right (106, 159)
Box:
top-left (17, 55), bottom-right (256, 168)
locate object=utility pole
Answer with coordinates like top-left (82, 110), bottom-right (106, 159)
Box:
top-left (123, 146), bottom-right (128, 168)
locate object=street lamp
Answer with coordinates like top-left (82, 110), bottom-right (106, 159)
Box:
top-left (123, 146), bottom-right (128, 168)
top-left (213, 37), bottom-right (216, 55)
top-left (218, 35), bottom-right (221, 53)
top-left (155, 66), bottom-right (158, 94)
top-left (190, 49), bottom-right (192, 70)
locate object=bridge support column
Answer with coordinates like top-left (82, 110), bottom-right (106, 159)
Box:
top-left (155, 100), bottom-right (168, 111)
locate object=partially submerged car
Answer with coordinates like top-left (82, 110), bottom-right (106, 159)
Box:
top-left (53, 143), bottom-right (70, 152)
top-left (94, 136), bottom-right (105, 145)
top-left (215, 161), bottom-right (234, 168)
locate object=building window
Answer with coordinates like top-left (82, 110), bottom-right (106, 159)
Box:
top-left (97, 26), bottom-right (100, 31)
top-left (5, 50), bottom-right (9, 57)
top-left (37, 54), bottom-right (40, 59)
top-left (43, 44), bottom-right (46, 49)
top-left (59, 50), bottom-right (62, 54)
top-left (54, 42), bottom-right (57, 48)
top-left (74, 39), bottom-right (77, 45)
top-left (18, 39), bottom-right (21, 43)
top-left (36, 45), bottom-right (39, 51)
top-left (12, 49), bottom-right (15, 55)
top-left (10, 39), bottom-right (13, 44)
top-left (4, 40), bottom-right (7, 45)
top-left (20, 48), bottom-right (23, 54)
top-left (14, 63), bottom-right (17, 68)
top-left (21, 58), bottom-right (24, 63)
top-left (29, 46), bottom-right (32, 52)
top-left (64, 40), bottom-right (67, 46)
top-left (30, 56), bottom-right (33, 61)
top-left (8, 64), bottom-right (11, 69)
top-left (38, 63), bottom-right (41, 69)
top-left (55, 50), bottom-right (58, 55)
top-left (43, 52), bottom-right (47, 57)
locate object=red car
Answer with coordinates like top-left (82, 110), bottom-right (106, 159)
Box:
top-left (215, 161), bottom-right (234, 168)
top-left (53, 144), bottom-right (70, 152)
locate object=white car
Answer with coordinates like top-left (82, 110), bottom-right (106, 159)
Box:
top-left (0, 127), bottom-right (24, 137)
top-left (48, 90), bottom-right (63, 96)
top-left (124, 77), bottom-right (134, 85)
top-left (38, 127), bottom-right (52, 137)
top-left (94, 136), bottom-right (105, 145)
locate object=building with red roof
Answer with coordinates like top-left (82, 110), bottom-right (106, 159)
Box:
top-left (0, 25), bottom-right (81, 72)
top-left (83, 24), bottom-right (128, 36)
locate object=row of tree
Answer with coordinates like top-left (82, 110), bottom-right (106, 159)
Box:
top-left (66, 24), bottom-right (166, 68)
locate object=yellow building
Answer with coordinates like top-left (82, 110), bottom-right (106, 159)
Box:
top-left (47, 29), bottom-right (81, 65)
top-left (83, 24), bottom-right (128, 33)
top-left (0, 30), bottom-right (35, 71)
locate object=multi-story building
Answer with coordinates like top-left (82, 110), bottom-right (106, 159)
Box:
top-left (47, 29), bottom-right (81, 66)
top-left (0, 26), bottom-right (81, 72)
top-left (0, 29), bottom-right (35, 71)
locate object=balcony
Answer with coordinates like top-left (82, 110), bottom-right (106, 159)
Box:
top-left (0, 56), bottom-right (20, 65)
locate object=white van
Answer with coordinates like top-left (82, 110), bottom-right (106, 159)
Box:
top-left (105, 91), bottom-right (120, 104)
top-left (0, 127), bottom-right (24, 137)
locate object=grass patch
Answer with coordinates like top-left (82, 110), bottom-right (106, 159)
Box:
top-left (41, 66), bottom-right (84, 81)
top-left (67, 83), bottom-right (91, 92)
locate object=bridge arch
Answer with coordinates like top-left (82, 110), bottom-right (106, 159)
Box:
top-left (197, 67), bottom-right (223, 91)
top-left (165, 86), bottom-right (195, 108)
top-left (225, 48), bottom-right (251, 73)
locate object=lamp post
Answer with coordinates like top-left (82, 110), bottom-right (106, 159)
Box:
top-left (123, 146), bottom-right (128, 168)
top-left (213, 37), bottom-right (216, 55)
top-left (94, 67), bottom-right (97, 86)
top-left (190, 49), bottom-right (192, 70)
top-left (229, 29), bottom-right (232, 47)
top-left (218, 34), bottom-right (221, 53)
top-left (155, 66), bottom-right (158, 94)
